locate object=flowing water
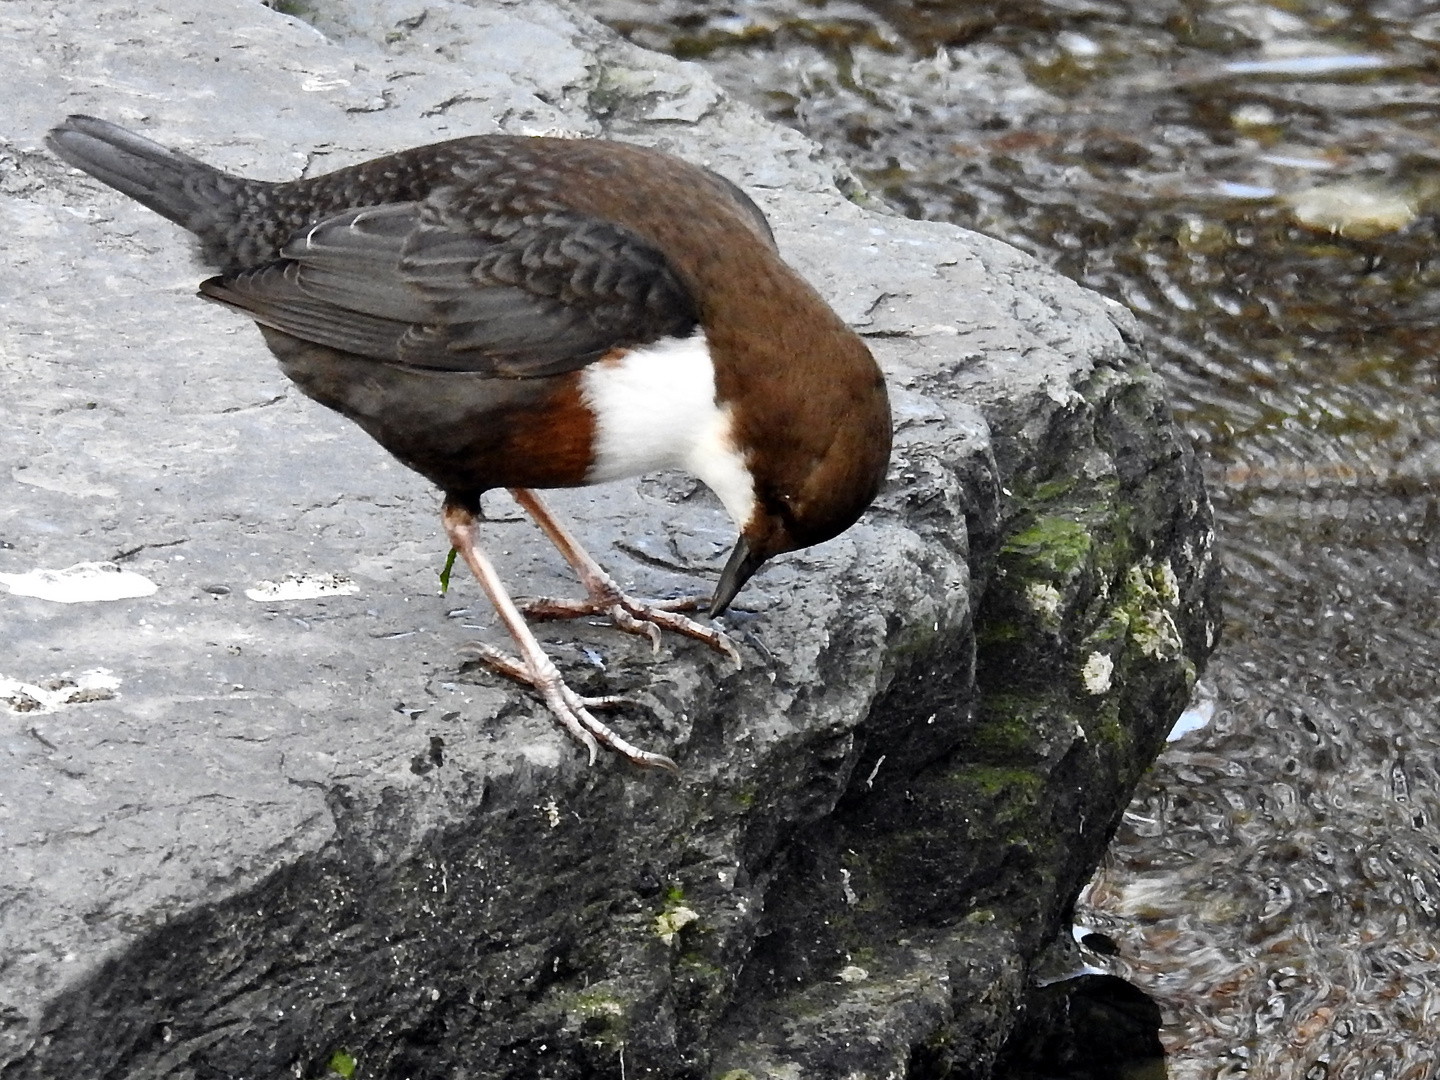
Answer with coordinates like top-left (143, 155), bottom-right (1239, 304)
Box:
top-left (585, 1), bottom-right (1440, 1075)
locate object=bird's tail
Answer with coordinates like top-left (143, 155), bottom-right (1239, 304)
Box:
top-left (46, 115), bottom-right (255, 265)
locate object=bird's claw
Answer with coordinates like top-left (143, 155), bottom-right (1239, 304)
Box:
top-left (518, 590), bottom-right (741, 669)
top-left (607, 604), bottom-right (663, 654)
top-left (460, 642), bottom-right (676, 773)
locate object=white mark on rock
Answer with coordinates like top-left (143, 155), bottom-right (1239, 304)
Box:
top-left (1026, 581), bottom-right (1062, 622)
top-left (1, 668), bottom-right (120, 714)
top-left (1081, 652), bottom-right (1114, 695)
top-left (300, 73), bottom-right (351, 92)
top-left (0, 561), bottom-right (157, 604)
top-left (244, 573), bottom-right (359, 601)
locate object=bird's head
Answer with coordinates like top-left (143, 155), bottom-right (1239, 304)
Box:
top-left (709, 380), bottom-right (892, 617)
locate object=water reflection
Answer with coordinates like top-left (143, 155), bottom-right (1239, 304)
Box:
top-left (587, 0), bottom-right (1440, 1075)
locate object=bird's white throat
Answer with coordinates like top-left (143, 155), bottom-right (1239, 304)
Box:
top-left (580, 331), bottom-right (756, 529)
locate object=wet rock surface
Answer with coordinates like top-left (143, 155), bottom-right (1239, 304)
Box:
top-left (0, 0), bottom-right (1216, 1076)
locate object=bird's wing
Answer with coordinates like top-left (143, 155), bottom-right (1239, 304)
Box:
top-left (198, 199), bottom-right (700, 377)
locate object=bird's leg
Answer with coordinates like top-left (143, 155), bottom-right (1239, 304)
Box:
top-left (441, 499), bottom-right (678, 772)
top-left (507, 487), bottom-right (742, 668)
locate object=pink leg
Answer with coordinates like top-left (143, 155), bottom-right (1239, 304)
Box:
top-left (508, 487), bottom-right (741, 668)
top-left (442, 499), bottom-right (677, 772)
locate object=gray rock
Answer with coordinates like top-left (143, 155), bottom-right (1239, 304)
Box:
top-left (0, 0), bottom-right (1218, 1076)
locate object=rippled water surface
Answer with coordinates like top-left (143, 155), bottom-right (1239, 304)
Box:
top-left (584, 1), bottom-right (1440, 1075)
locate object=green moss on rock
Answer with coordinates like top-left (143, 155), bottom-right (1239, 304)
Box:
top-left (1001, 515), bottom-right (1093, 581)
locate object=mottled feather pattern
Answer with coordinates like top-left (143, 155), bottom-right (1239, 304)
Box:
top-left (205, 197), bottom-right (699, 374)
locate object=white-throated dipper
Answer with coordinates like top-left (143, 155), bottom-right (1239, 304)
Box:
top-left (45, 115), bottom-right (892, 771)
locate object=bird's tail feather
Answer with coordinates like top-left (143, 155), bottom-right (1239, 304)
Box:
top-left (46, 115), bottom-right (247, 246)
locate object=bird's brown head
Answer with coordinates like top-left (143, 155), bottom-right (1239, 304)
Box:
top-left (709, 338), bottom-right (893, 616)
top-left (609, 168), bottom-right (896, 619)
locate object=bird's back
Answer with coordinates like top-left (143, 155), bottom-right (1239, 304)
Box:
top-left (47, 117), bottom-right (773, 275)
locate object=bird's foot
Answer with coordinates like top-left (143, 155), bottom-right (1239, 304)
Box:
top-left (465, 642), bottom-right (679, 773)
top-left (500, 489), bottom-right (743, 669)
top-left (518, 588), bottom-right (742, 668)
top-left (444, 498), bottom-right (678, 772)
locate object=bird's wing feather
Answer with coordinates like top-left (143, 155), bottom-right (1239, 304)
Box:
top-left (200, 261), bottom-right (408, 360)
top-left (199, 199), bottom-right (700, 377)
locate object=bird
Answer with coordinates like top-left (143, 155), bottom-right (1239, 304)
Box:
top-left (45, 115), bottom-right (892, 771)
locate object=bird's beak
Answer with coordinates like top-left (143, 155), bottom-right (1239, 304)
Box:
top-left (711, 535), bottom-right (765, 617)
